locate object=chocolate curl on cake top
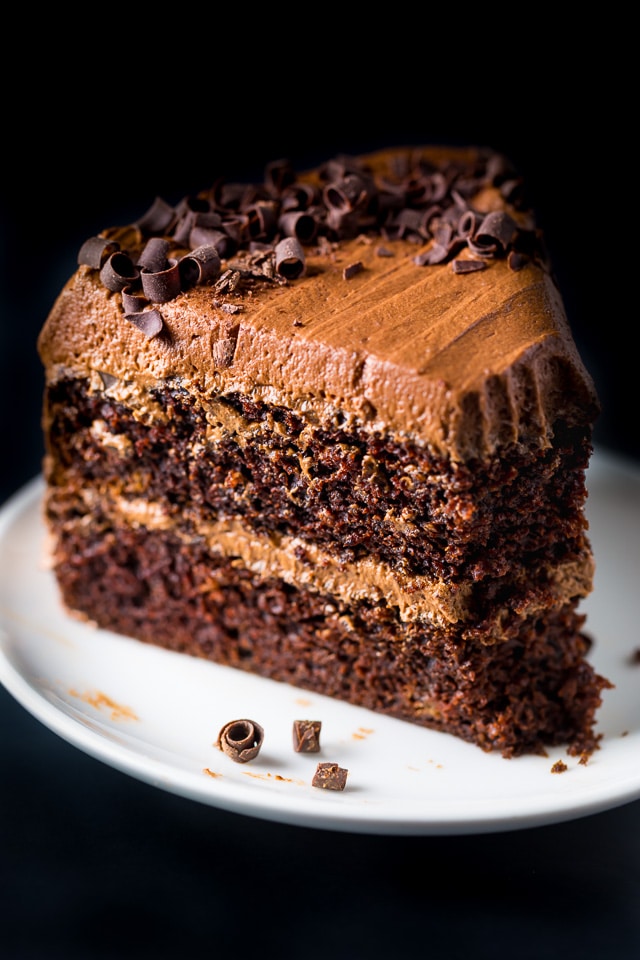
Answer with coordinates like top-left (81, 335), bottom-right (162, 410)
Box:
top-left (77, 145), bottom-right (546, 307)
top-left (45, 146), bottom-right (599, 461)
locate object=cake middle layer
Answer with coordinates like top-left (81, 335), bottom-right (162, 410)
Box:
top-left (44, 375), bottom-right (594, 640)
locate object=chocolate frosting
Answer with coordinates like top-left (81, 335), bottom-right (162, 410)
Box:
top-left (38, 146), bottom-right (599, 461)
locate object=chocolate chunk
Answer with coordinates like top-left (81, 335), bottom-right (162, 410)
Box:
top-left (216, 719), bottom-right (264, 763)
top-left (124, 309), bottom-right (164, 338)
top-left (312, 762), bottom-right (348, 791)
top-left (343, 260), bottom-right (364, 280)
top-left (293, 720), bottom-right (322, 753)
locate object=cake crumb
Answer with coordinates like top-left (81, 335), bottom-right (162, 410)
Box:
top-left (551, 760), bottom-right (568, 774)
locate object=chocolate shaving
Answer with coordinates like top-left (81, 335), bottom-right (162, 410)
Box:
top-left (343, 260), bottom-right (364, 280)
top-left (216, 719), bottom-right (264, 763)
top-left (97, 371), bottom-right (119, 389)
top-left (312, 762), bottom-right (348, 791)
top-left (293, 720), bottom-right (322, 753)
top-left (274, 237), bottom-right (306, 279)
top-left (124, 309), bottom-right (164, 338)
top-left (211, 336), bottom-right (238, 366)
top-left (215, 269), bottom-right (241, 294)
top-left (451, 258), bottom-right (487, 274)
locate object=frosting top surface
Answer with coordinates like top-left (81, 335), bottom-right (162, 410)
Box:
top-left (38, 145), bottom-right (599, 459)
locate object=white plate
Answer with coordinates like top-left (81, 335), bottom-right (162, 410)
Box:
top-left (1, 449), bottom-right (639, 835)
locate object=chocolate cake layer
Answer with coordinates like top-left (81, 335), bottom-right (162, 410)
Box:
top-left (37, 145), bottom-right (609, 756)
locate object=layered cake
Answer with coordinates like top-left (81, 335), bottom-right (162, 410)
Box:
top-left (37, 145), bottom-right (612, 757)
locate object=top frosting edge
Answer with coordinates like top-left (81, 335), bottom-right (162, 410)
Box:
top-left (37, 145), bottom-right (599, 459)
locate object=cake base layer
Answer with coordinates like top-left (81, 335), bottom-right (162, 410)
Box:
top-left (48, 516), bottom-right (611, 758)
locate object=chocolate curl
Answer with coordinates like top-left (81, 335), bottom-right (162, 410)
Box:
top-left (100, 252), bottom-right (139, 292)
top-left (137, 237), bottom-right (170, 273)
top-left (121, 285), bottom-right (148, 314)
top-left (140, 258), bottom-right (182, 302)
top-left (415, 204), bottom-right (441, 238)
top-left (172, 210), bottom-right (197, 246)
top-left (78, 236), bottom-right (120, 269)
top-left (274, 237), bottom-right (306, 279)
top-left (216, 719), bottom-right (264, 763)
top-left (135, 196), bottom-right (176, 235)
top-left (222, 214), bottom-right (250, 246)
top-left (468, 211), bottom-right (518, 257)
top-left (189, 226), bottom-right (233, 258)
top-left (264, 157), bottom-right (296, 194)
top-left (246, 201), bottom-right (278, 241)
top-left (173, 203), bottom-right (220, 246)
top-left (323, 174), bottom-right (367, 213)
top-left (124, 309), bottom-right (164, 338)
top-left (278, 210), bottom-right (318, 244)
top-left (457, 209), bottom-right (480, 239)
top-left (179, 244), bottom-right (221, 288)
top-left (385, 207), bottom-right (424, 241)
top-left (280, 182), bottom-right (319, 211)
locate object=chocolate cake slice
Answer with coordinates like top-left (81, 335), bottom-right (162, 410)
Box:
top-left (37, 145), bottom-right (612, 757)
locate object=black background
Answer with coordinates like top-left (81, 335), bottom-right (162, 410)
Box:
top-left (1, 25), bottom-right (638, 960)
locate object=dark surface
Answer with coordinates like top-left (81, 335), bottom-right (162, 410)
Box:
top-left (2, 38), bottom-right (639, 960)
